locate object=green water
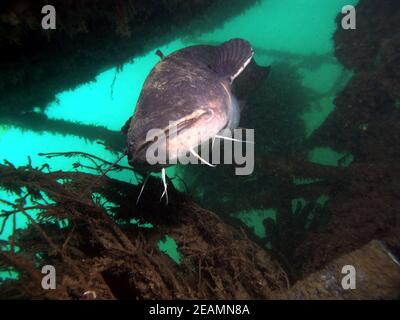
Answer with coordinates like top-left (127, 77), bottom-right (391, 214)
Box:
top-left (0, 0), bottom-right (359, 275)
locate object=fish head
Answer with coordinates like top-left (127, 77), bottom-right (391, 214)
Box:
top-left (127, 91), bottom-right (231, 170)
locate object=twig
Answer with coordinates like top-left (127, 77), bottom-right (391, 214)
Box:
top-left (38, 151), bottom-right (134, 173)
top-left (10, 212), bottom-right (16, 255)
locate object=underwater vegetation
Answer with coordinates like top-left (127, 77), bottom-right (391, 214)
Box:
top-left (0, 0), bottom-right (400, 299)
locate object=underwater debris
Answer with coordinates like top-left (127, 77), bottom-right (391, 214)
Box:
top-left (0, 112), bottom-right (126, 152)
top-left (1, 157), bottom-right (397, 299)
top-left (171, 0), bottom-right (400, 285)
top-left (273, 240), bottom-right (400, 300)
top-left (313, 0), bottom-right (400, 159)
top-left (0, 0), bottom-right (259, 115)
top-left (289, 0), bottom-right (400, 278)
top-left (0, 158), bottom-right (288, 299)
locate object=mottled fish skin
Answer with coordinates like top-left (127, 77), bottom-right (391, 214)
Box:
top-left (127, 45), bottom-right (233, 168)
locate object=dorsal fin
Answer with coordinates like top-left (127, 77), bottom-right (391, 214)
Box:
top-left (212, 38), bottom-right (254, 83)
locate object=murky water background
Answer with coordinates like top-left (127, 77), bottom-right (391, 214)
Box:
top-left (0, 0), bottom-right (361, 279)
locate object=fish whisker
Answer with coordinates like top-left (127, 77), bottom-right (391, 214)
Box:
top-left (189, 148), bottom-right (216, 167)
top-left (159, 167), bottom-right (169, 204)
top-left (214, 134), bottom-right (255, 144)
top-left (136, 173), bottom-right (150, 205)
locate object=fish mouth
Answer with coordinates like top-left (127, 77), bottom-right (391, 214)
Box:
top-left (129, 108), bottom-right (217, 165)
top-left (170, 109), bottom-right (213, 137)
